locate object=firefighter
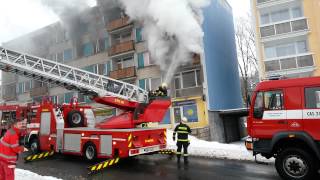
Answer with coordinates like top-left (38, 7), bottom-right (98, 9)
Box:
top-left (0, 119), bottom-right (25, 180)
top-left (173, 117), bottom-right (191, 164)
top-left (155, 83), bottom-right (168, 96)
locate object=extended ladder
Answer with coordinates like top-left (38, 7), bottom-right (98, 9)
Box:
top-left (0, 47), bottom-right (148, 103)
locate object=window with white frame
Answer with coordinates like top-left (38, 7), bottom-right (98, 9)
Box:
top-left (264, 40), bottom-right (309, 59)
top-left (175, 69), bottom-right (201, 90)
top-left (260, 6), bottom-right (303, 25)
top-left (139, 77), bottom-right (161, 91)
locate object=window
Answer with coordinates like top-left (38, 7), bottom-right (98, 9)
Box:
top-left (264, 91), bottom-right (284, 110)
top-left (99, 37), bottom-right (109, 52)
top-left (260, 25), bottom-right (275, 37)
top-left (64, 92), bottom-right (74, 103)
top-left (265, 60), bottom-right (280, 72)
top-left (292, 7), bottom-right (302, 18)
top-left (17, 82), bottom-right (24, 94)
top-left (122, 58), bottom-right (134, 69)
top-left (182, 71), bottom-right (196, 88)
top-left (138, 53), bottom-right (144, 68)
top-left (82, 65), bottom-right (98, 74)
top-left (63, 49), bottom-right (73, 62)
top-left (174, 76), bottom-right (181, 90)
top-left (254, 92), bottom-right (263, 111)
top-left (260, 14), bottom-right (270, 25)
top-left (280, 58), bottom-right (296, 70)
top-left (173, 101), bottom-right (198, 123)
top-left (297, 55), bottom-right (314, 67)
top-left (136, 28), bottom-right (143, 42)
top-left (291, 19), bottom-right (308, 31)
top-left (25, 81), bottom-right (32, 92)
top-left (139, 78), bottom-right (161, 91)
top-left (305, 87), bottom-right (320, 108)
top-left (265, 46), bottom-right (277, 59)
top-left (271, 9), bottom-right (290, 22)
top-left (276, 43), bottom-right (295, 57)
top-left (104, 61), bottom-right (112, 75)
top-left (82, 43), bottom-right (94, 57)
top-left (275, 22), bottom-right (291, 34)
top-left (297, 41), bottom-right (308, 53)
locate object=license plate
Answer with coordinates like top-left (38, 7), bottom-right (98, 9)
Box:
top-left (144, 147), bottom-right (156, 152)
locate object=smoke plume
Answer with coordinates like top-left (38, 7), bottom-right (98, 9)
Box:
top-left (42, 0), bottom-right (210, 83)
top-left (115, 0), bottom-right (210, 83)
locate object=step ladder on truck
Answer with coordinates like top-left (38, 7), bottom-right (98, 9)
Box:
top-left (0, 47), bottom-right (171, 169)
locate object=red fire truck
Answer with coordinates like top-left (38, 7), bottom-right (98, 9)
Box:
top-left (0, 104), bottom-right (29, 137)
top-left (0, 47), bottom-right (171, 161)
top-left (246, 77), bottom-right (320, 180)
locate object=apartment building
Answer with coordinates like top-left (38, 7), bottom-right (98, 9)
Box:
top-left (251, 0), bottom-right (320, 79)
top-left (1, 0), bottom-right (241, 141)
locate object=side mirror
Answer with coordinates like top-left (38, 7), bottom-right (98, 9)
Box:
top-left (253, 107), bottom-right (264, 119)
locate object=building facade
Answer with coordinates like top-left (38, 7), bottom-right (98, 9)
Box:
top-left (251, 0), bottom-right (320, 79)
top-left (1, 0), bottom-right (240, 141)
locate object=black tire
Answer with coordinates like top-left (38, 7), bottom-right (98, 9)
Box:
top-left (29, 138), bottom-right (40, 154)
top-left (275, 147), bottom-right (318, 180)
top-left (83, 142), bottom-right (97, 161)
top-left (67, 110), bottom-right (84, 127)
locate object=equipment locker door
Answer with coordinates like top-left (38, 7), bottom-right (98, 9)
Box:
top-left (39, 111), bottom-right (52, 151)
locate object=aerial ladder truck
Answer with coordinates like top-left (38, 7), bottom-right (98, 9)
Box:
top-left (0, 47), bottom-right (171, 165)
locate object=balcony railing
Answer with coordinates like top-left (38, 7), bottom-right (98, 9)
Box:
top-left (109, 66), bottom-right (136, 80)
top-left (30, 86), bottom-right (48, 97)
top-left (107, 16), bottom-right (132, 32)
top-left (257, 0), bottom-right (274, 4)
top-left (264, 54), bottom-right (314, 72)
top-left (108, 40), bottom-right (135, 57)
top-left (260, 18), bottom-right (308, 38)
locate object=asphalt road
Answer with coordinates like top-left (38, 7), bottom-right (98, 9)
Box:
top-left (17, 153), bottom-right (281, 180)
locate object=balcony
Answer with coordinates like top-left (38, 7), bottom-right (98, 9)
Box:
top-left (107, 16), bottom-right (132, 32)
top-left (109, 66), bottom-right (136, 80)
top-left (30, 86), bottom-right (48, 97)
top-left (260, 18), bottom-right (308, 39)
top-left (264, 54), bottom-right (314, 73)
top-left (108, 40), bottom-right (135, 57)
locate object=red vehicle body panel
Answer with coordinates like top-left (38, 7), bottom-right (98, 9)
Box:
top-left (248, 77), bottom-right (320, 141)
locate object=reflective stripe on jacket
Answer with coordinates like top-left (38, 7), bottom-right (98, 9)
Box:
top-left (0, 128), bottom-right (23, 163)
top-left (173, 123), bottom-right (192, 142)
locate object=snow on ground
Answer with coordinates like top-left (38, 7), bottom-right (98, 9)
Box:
top-left (16, 169), bottom-right (62, 180)
top-left (167, 129), bottom-right (274, 162)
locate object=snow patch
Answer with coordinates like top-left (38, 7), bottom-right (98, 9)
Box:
top-left (16, 169), bottom-right (62, 180)
top-left (167, 129), bottom-right (273, 162)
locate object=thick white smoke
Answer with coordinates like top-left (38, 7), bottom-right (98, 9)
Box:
top-left (117, 0), bottom-right (210, 83)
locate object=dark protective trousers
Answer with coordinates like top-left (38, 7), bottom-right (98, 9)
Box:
top-left (176, 141), bottom-right (189, 162)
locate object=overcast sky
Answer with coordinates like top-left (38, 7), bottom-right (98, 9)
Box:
top-left (0, 0), bottom-right (251, 45)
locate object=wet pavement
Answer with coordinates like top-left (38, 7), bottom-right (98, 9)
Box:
top-left (17, 153), bottom-right (281, 180)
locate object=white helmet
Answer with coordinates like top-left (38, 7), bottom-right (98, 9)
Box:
top-left (181, 117), bottom-right (188, 123)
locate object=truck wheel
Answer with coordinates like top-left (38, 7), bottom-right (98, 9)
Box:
top-left (84, 142), bottom-right (97, 161)
top-left (275, 147), bottom-right (317, 180)
top-left (30, 138), bottom-right (40, 154)
top-left (67, 110), bottom-right (84, 127)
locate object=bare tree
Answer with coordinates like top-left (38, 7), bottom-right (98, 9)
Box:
top-left (235, 15), bottom-right (258, 104)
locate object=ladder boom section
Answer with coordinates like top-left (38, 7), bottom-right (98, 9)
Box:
top-left (0, 47), bottom-right (148, 103)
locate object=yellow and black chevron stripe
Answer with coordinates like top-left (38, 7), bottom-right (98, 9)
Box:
top-left (88, 157), bottom-right (120, 175)
top-left (128, 133), bottom-right (133, 148)
top-left (25, 151), bottom-right (55, 162)
top-left (158, 149), bottom-right (176, 155)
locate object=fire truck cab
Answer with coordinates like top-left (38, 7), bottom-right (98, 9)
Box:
top-left (247, 77), bottom-right (320, 180)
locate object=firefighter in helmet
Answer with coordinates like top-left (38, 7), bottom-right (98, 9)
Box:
top-left (154, 83), bottom-right (168, 97)
top-left (0, 119), bottom-right (25, 180)
top-left (173, 117), bottom-right (192, 164)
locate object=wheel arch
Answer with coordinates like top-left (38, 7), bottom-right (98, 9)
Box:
top-left (271, 132), bottom-right (320, 160)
